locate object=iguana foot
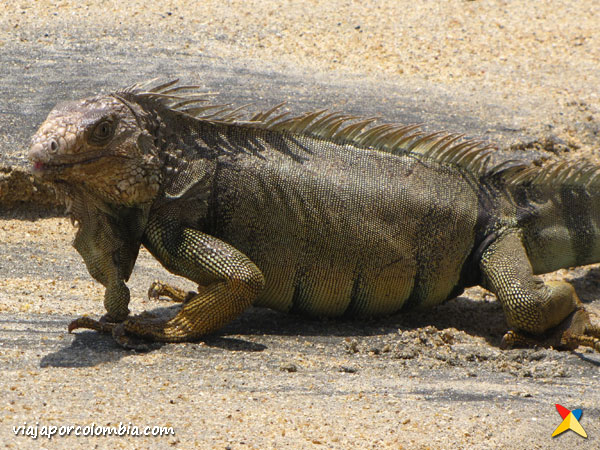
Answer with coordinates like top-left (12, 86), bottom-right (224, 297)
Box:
top-left (69, 310), bottom-right (194, 349)
top-left (148, 280), bottom-right (196, 303)
top-left (501, 307), bottom-right (600, 351)
top-left (107, 312), bottom-right (198, 350)
top-left (68, 312), bottom-right (160, 351)
top-left (558, 307), bottom-right (600, 351)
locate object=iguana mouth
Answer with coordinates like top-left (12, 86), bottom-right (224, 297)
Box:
top-left (30, 152), bottom-right (105, 176)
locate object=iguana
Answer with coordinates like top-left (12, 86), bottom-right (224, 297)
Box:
top-left (28, 79), bottom-right (600, 351)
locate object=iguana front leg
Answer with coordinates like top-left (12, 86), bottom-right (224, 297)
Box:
top-left (71, 217), bottom-right (265, 346)
top-left (480, 230), bottom-right (600, 351)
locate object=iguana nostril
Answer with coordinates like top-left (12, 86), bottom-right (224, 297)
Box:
top-left (50, 139), bottom-right (59, 152)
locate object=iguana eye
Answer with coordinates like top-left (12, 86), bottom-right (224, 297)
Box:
top-left (89, 119), bottom-right (114, 144)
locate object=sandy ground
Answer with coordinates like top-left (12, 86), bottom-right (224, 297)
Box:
top-left (1, 1), bottom-right (600, 449)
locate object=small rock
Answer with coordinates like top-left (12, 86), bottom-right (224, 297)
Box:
top-left (280, 363), bottom-right (297, 373)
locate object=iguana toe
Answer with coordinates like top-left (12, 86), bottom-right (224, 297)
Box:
top-left (68, 315), bottom-right (118, 334)
top-left (147, 280), bottom-right (195, 303)
top-left (500, 330), bottom-right (538, 349)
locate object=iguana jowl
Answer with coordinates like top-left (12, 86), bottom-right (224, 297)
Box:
top-left (28, 80), bottom-right (600, 350)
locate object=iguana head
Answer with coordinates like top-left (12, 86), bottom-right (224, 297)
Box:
top-left (29, 94), bottom-right (161, 206)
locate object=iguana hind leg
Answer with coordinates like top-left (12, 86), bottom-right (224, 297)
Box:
top-left (480, 230), bottom-right (600, 351)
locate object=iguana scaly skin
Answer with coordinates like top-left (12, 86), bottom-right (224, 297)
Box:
top-left (28, 80), bottom-right (600, 350)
